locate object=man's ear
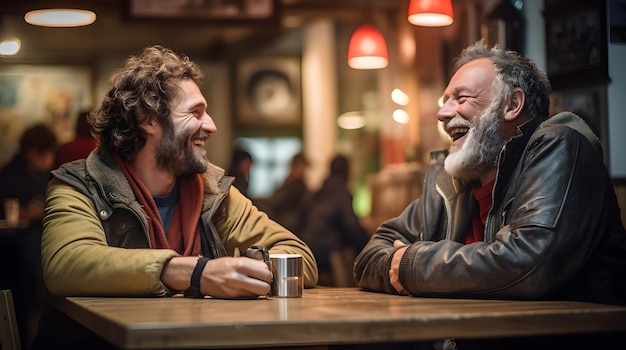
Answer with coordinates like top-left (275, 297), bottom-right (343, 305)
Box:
top-left (137, 111), bottom-right (158, 135)
top-left (503, 87), bottom-right (525, 122)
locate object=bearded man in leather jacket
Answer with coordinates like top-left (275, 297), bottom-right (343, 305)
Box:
top-left (354, 40), bottom-right (626, 306)
top-left (32, 45), bottom-right (318, 349)
top-left (354, 39), bottom-right (626, 350)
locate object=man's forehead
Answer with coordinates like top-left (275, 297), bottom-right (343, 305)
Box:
top-left (447, 58), bottom-right (495, 91)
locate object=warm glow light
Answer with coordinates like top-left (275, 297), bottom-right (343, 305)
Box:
top-left (391, 89), bottom-right (410, 106)
top-left (0, 38), bottom-right (21, 55)
top-left (348, 24), bottom-right (388, 70)
top-left (408, 0), bottom-right (454, 27)
top-left (393, 109), bottom-right (410, 124)
top-left (337, 111), bottom-right (366, 130)
top-left (25, 9), bottom-right (96, 27)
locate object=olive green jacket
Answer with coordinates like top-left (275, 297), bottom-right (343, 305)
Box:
top-left (41, 147), bottom-right (318, 297)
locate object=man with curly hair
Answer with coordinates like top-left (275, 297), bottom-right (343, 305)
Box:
top-left (32, 45), bottom-right (318, 349)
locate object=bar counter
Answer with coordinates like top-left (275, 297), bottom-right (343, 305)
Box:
top-left (49, 287), bottom-right (626, 349)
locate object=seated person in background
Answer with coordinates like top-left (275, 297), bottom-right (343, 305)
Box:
top-left (0, 124), bottom-right (58, 223)
top-left (354, 39), bottom-right (626, 349)
top-left (0, 123), bottom-right (57, 348)
top-left (266, 152), bottom-right (311, 236)
top-left (303, 155), bottom-right (369, 287)
top-left (32, 45), bottom-right (318, 349)
top-left (54, 110), bottom-right (97, 168)
top-left (226, 148), bottom-right (253, 197)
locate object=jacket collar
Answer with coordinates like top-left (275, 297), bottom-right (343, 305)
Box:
top-left (86, 147), bottom-right (227, 212)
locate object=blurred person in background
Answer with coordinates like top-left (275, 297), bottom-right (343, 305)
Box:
top-left (302, 154), bottom-right (368, 287)
top-left (266, 152), bottom-right (311, 236)
top-left (226, 148), bottom-right (253, 197)
top-left (55, 110), bottom-right (97, 168)
top-left (0, 123), bottom-right (58, 348)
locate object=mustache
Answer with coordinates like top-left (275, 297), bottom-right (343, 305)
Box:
top-left (445, 117), bottom-right (472, 130)
top-left (192, 129), bottom-right (209, 140)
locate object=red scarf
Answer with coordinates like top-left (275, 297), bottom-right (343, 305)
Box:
top-left (464, 179), bottom-right (495, 244)
top-left (115, 154), bottom-right (203, 256)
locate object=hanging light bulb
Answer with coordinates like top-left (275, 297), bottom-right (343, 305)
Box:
top-left (408, 0), bottom-right (454, 27)
top-left (347, 24), bottom-right (388, 70)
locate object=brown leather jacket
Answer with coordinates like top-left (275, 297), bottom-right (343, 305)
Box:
top-left (354, 112), bottom-right (626, 305)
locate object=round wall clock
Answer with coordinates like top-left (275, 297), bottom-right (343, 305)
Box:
top-left (236, 57), bottom-right (301, 126)
top-left (247, 69), bottom-right (294, 118)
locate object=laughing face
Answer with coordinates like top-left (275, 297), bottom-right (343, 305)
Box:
top-left (156, 79), bottom-right (217, 176)
top-left (437, 58), bottom-right (507, 181)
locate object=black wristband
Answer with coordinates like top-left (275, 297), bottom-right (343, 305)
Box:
top-left (184, 257), bottom-right (209, 298)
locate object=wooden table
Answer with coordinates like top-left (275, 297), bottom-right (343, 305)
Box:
top-left (49, 287), bottom-right (626, 349)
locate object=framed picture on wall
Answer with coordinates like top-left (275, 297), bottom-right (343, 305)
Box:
top-left (128, 0), bottom-right (278, 24)
top-left (235, 56), bottom-right (301, 127)
top-left (544, 0), bottom-right (609, 90)
top-left (550, 86), bottom-right (609, 163)
top-left (0, 65), bottom-right (92, 167)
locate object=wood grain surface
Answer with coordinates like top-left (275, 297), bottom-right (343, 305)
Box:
top-left (49, 287), bottom-right (626, 349)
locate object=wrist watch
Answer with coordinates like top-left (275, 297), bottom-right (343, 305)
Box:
top-left (184, 257), bottom-right (209, 298)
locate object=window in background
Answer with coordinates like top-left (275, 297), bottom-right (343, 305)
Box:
top-left (234, 137), bottom-right (302, 198)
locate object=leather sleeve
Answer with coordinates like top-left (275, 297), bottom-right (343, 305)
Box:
top-left (399, 126), bottom-right (615, 299)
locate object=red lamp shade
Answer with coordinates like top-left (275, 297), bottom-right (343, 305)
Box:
top-left (347, 24), bottom-right (388, 70)
top-left (408, 0), bottom-right (454, 27)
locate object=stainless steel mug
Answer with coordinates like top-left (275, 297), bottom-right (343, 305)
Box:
top-left (270, 254), bottom-right (303, 298)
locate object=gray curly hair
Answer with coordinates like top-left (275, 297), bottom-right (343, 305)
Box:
top-left (454, 40), bottom-right (551, 122)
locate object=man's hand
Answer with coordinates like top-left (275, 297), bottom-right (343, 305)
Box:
top-left (202, 257), bottom-right (273, 299)
top-left (390, 240), bottom-right (409, 295)
top-left (161, 256), bottom-right (272, 299)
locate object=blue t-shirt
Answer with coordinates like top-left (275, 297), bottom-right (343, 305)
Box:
top-left (153, 180), bottom-right (180, 234)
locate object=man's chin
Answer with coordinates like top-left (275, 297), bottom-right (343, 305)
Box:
top-left (444, 152), bottom-right (476, 181)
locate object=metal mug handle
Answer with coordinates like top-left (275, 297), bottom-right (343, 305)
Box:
top-left (245, 245), bottom-right (271, 269)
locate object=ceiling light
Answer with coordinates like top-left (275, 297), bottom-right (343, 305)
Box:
top-left (337, 111), bottom-right (366, 130)
top-left (348, 24), bottom-right (388, 70)
top-left (25, 9), bottom-right (96, 27)
top-left (0, 38), bottom-right (21, 56)
top-left (408, 0), bottom-right (454, 27)
top-left (393, 109), bottom-right (410, 124)
top-left (391, 89), bottom-right (410, 106)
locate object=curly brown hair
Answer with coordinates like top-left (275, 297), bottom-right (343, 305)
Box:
top-left (90, 45), bottom-right (204, 162)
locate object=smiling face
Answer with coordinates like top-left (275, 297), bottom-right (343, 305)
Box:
top-left (155, 79), bottom-right (217, 176)
top-left (437, 58), bottom-right (508, 181)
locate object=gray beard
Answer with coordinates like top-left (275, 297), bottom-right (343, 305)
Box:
top-left (444, 102), bottom-right (506, 181)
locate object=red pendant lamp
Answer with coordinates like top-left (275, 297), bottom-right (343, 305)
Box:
top-left (347, 24), bottom-right (388, 70)
top-left (408, 0), bottom-right (454, 27)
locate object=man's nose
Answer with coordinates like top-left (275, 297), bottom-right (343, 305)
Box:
top-left (437, 99), bottom-right (456, 122)
top-left (200, 113), bottom-right (217, 134)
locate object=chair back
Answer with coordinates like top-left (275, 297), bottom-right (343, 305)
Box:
top-left (0, 289), bottom-right (21, 350)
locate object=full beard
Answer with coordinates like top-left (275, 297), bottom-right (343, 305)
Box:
top-left (444, 100), bottom-right (507, 181)
top-left (156, 123), bottom-right (208, 176)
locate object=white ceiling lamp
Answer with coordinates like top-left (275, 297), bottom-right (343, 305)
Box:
top-left (337, 111), bottom-right (366, 130)
top-left (25, 9), bottom-right (96, 27)
top-left (0, 38), bottom-right (21, 56)
top-left (391, 89), bottom-right (410, 106)
top-left (392, 109), bottom-right (410, 124)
